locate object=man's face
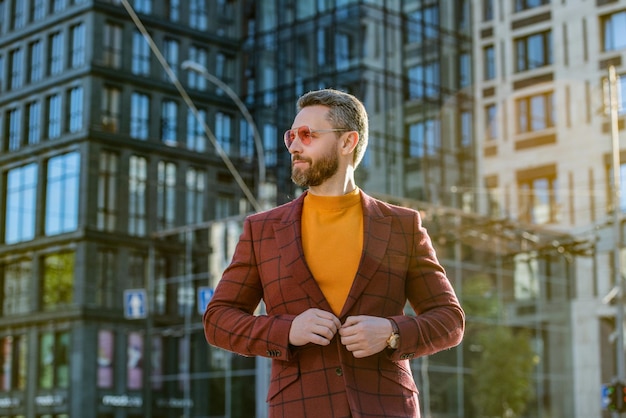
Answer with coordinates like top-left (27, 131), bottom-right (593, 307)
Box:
top-left (287, 105), bottom-right (342, 188)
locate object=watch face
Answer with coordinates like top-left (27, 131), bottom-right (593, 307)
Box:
top-left (387, 333), bottom-right (399, 349)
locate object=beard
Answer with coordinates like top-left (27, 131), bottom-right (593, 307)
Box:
top-left (291, 148), bottom-right (339, 187)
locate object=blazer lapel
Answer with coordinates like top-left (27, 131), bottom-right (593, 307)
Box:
top-left (273, 194), bottom-right (332, 311)
top-left (340, 192), bottom-right (392, 317)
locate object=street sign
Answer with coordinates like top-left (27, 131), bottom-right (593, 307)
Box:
top-left (198, 287), bottom-right (214, 315)
top-left (602, 383), bottom-right (611, 410)
top-left (124, 289), bottom-right (147, 319)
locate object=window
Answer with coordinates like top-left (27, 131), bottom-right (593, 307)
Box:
top-left (484, 45), bottom-right (495, 80)
top-left (408, 61), bottom-right (440, 100)
top-left (483, 0), bottom-right (493, 21)
top-left (130, 92), bottom-right (150, 139)
top-left (131, 31), bottom-right (150, 76)
top-left (408, 5), bottom-right (439, 42)
top-left (0, 335), bottom-right (27, 391)
top-left (129, 156), bottom-right (147, 236)
top-left (133, 0), bottom-right (151, 14)
top-left (68, 86), bottom-right (83, 133)
top-left (70, 23), bottom-right (85, 68)
top-left (518, 169), bottom-right (559, 224)
top-left (128, 253), bottom-right (147, 290)
top-left (9, 48), bottom-right (23, 90)
top-left (103, 23), bottom-right (122, 68)
top-left (186, 167), bottom-right (206, 225)
top-left (151, 336), bottom-right (163, 390)
top-left (216, 194), bottom-right (236, 219)
top-left (240, 120), bottom-right (255, 161)
top-left (51, 0), bottom-right (66, 13)
top-left (186, 108), bottom-right (207, 151)
top-left (165, 0), bottom-right (180, 21)
top-left (335, 32), bottom-right (353, 70)
top-left (47, 94), bottom-right (62, 139)
top-left (97, 330), bottom-right (115, 388)
top-left (102, 86), bottom-right (121, 133)
top-left (163, 38), bottom-right (179, 80)
top-left (5, 164), bottom-right (37, 244)
top-left (161, 100), bottom-right (178, 144)
top-left (187, 46), bottom-right (207, 90)
top-left (457, 0), bottom-right (470, 29)
top-left (263, 123), bottom-right (278, 167)
top-left (28, 40), bottom-right (43, 83)
top-left (485, 104), bottom-right (498, 140)
top-left (603, 10), bottom-right (626, 52)
top-left (460, 110), bottom-right (473, 148)
top-left (514, 0), bottom-right (549, 12)
top-left (32, 0), bottom-right (45, 21)
top-left (515, 31), bottom-right (552, 72)
top-left (459, 52), bottom-right (471, 88)
top-left (157, 161), bottom-right (177, 230)
top-left (127, 332), bottom-right (144, 390)
top-left (97, 151), bottom-right (118, 231)
top-left (11, 0), bottom-right (25, 29)
top-left (38, 330), bottom-right (70, 389)
top-left (42, 252), bottom-right (75, 310)
top-left (48, 32), bottom-right (64, 75)
top-left (94, 250), bottom-right (116, 309)
top-left (215, 112), bottom-right (232, 154)
top-left (189, 0), bottom-right (207, 30)
top-left (45, 152), bottom-right (80, 236)
top-left (27, 101), bottom-right (41, 145)
top-left (2, 259), bottom-right (31, 315)
top-left (409, 118), bottom-right (441, 158)
top-left (516, 91), bottom-right (555, 133)
top-left (6, 107), bottom-right (21, 151)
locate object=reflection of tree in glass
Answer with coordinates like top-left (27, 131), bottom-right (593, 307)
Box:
top-left (42, 253), bottom-right (75, 309)
top-left (463, 274), bottom-right (536, 417)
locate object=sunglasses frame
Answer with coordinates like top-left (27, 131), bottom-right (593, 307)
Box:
top-left (284, 125), bottom-right (350, 148)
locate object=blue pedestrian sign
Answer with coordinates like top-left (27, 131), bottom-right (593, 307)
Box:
top-left (198, 287), bottom-right (214, 315)
top-left (602, 384), bottom-right (610, 409)
top-left (124, 289), bottom-right (147, 319)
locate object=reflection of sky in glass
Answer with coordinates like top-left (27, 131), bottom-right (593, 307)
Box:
top-left (606, 12), bottom-right (626, 51)
top-left (5, 164), bottom-right (37, 244)
top-left (45, 153), bottom-right (80, 236)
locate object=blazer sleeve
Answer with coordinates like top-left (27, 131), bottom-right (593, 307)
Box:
top-left (389, 210), bottom-right (465, 360)
top-left (203, 216), bottom-right (295, 360)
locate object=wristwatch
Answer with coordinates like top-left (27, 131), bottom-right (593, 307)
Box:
top-left (386, 319), bottom-right (400, 350)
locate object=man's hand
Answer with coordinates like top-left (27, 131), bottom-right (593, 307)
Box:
top-left (339, 316), bottom-right (393, 358)
top-left (289, 308), bottom-right (342, 346)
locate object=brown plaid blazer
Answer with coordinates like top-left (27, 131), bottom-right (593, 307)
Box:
top-left (203, 190), bottom-right (464, 418)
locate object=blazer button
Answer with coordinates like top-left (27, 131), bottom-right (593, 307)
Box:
top-left (335, 367), bottom-right (343, 376)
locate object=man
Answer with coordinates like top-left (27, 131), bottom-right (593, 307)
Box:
top-left (203, 88), bottom-right (464, 418)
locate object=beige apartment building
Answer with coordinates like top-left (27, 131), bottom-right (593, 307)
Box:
top-left (473, 0), bottom-right (626, 416)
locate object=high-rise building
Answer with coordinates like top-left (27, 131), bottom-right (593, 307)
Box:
top-left (0, 1), bottom-right (262, 417)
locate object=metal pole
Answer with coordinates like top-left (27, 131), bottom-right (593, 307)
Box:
top-left (120, 0), bottom-right (263, 212)
top-left (181, 60), bottom-right (268, 209)
top-left (608, 64), bottom-right (624, 416)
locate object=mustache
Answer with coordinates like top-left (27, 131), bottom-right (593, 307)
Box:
top-left (292, 156), bottom-right (312, 164)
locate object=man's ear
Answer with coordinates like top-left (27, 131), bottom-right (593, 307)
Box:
top-left (341, 131), bottom-right (359, 156)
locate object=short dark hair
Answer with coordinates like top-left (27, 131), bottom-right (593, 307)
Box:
top-left (297, 88), bottom-right (368, 167)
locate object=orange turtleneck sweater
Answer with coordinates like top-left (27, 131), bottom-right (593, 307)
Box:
top-left (301, 189), bottom-right (363, 315)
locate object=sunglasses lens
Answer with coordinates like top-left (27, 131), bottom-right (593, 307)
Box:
top-left (297, 126), bottom-right (312, 145)
top-left (284, 129), bottom-right (296, 147)
top-left (284, 126), bottom-right (314, 147)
